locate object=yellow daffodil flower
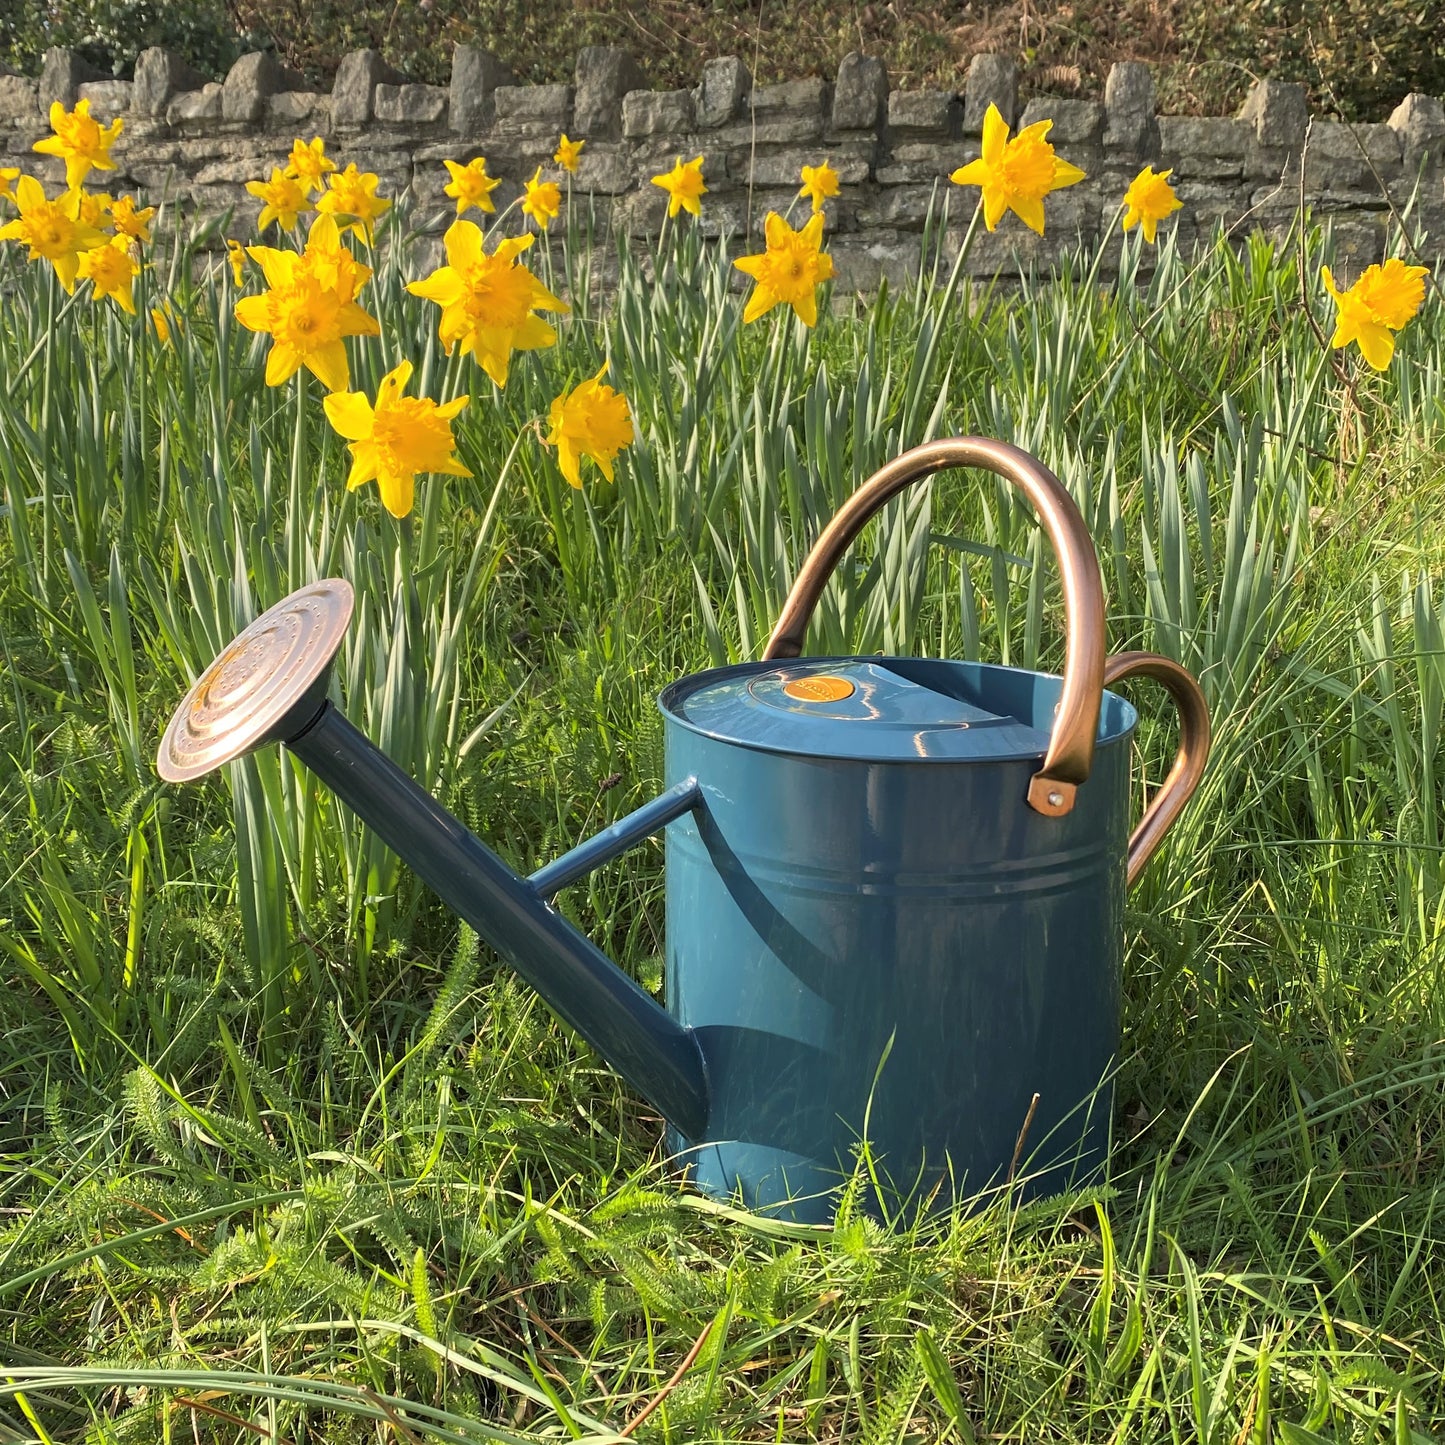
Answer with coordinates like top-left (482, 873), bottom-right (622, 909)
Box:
top-left (247, 167), bottom-right (310, 233)
top-left (226, 238), bottom-right (247, 286)
top-left (0, 175), bottom-right (106, 292)
top-left (284, 136), bottom-right (335, 196)
top-left (32, 99), bottom-right (122, 189)
top-left (323, 359), bottom-right (471, 519)
top-left (406, 220), bottom-right (569, 388)
top-left (77, 236), bottom-right (139, 314)
top-left (733, 211), bottom-right (835, 328)
top-left (521, 167), bottom-right (561, 230)
top-left (234, 239), bottom-right (380, 391)
top-left (554, 134), bottom-right (585, 173)
top-left (799, 161), bottom-right (840, 214)
top-left (1321, 258), bottom-right (1429, 370)
top-left (1, 167), bottom-right (22, 204)
top-left (295, 213), bottom-right (373, 302)
top-left (442, 157), bottom-right (501, 217)
top-left (545, 362), bottom-right (635, 488)
top-left (1121, 166), bottom-right (1182, 244)
top-left (75, 188), bottom-right (113, 229)
top-left (651, 155), bottom-right (706, 218)
top-left (110, 194), bottom-right (155, 242)
top-left (950, 103), bottom-right (1085, 235)
top-left (316, 163), bottom-right (391, 242)
top-left (151, 302), bottom-right (180, 345)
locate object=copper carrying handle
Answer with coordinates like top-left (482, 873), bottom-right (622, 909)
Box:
top-left (763, 437), bottom-right (1107, 817)
top-left (1102, 651), bottom-right (1212, 888)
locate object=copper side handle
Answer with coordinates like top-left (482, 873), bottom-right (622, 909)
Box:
top-left (1102, 651), bottom-right (1212, 888)
top-left (763, 437), bottom-right (1107, 817)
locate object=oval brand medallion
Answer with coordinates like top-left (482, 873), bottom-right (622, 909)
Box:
top-left (782, 674), bottom-right (857, 703)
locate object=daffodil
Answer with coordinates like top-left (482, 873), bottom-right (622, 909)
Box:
top-left (32, 99), bottom-right (122, 189)
top-left (234, 241), bottom-right (380, 390)
top-left (733, 211), bottom-right (834, 327)
top-left (0, 175), bottom-right (106, 292)
top-left (75, 188), bottom-right (113, 229)
top-left (651, 155), bottom-right (706, 218)
top-left (226, 238), bottom-right (247, 286)
top-left (77, 236), bottom-right (138, 313)
top-left (545, 362), bottom-right (634, 488)
top-left (521, 167), bottom-right (561, 230)
top-left (1, 167), bottom-right (22, 204)
top-left (1121, 166), bottom-right (1182, 244)
top-left (950, 103), bottom-right (1085, 235)
top-left (110, 194), bottom-right (155, 243)
top-left (151, 302), bottom-right (180, 346)
top-left (284, 136), bottom-right (335, 196)
top-left (799, 161), bottom-right (840, 214)
top-left (247, 168), bottom-right (310, 233)
top-left (296, 213), bottom-right (373, 302)
top-left (442, 157), bottom-right (501, 217)
top-left (316, 163), bottom-right (391, 242)
top-left (554, 134), bottom-right (584, 173)
top-left (407, 220), bottom-right (569, 388)
top-left (1321, 258), bottom-right (1429, 370)
top-left (323, 360), bottom-right (471, 519)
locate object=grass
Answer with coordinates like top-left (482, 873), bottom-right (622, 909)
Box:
top-left (3, 186), bottom-right (1445, 1441)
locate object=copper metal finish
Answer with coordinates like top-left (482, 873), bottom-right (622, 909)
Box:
top-left (1102, 651), bottom-right (1212, 888)
top-left (763, 437), bottom-right (1107, 816)
top-left (156, 579), bottom-right (354, 783)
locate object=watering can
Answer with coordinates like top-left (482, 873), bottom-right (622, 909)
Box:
top-left (157, 438), bottom-right (1210, 1224)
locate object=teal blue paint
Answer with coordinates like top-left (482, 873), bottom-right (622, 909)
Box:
top-left (657, 658), bottom-right (1138, 1223)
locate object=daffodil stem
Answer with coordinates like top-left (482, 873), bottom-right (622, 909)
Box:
top-left (933, 199), bottom-right (982, 323)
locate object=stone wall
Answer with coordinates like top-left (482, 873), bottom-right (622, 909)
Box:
top-left (3, 42), bottom-right (1445, 289)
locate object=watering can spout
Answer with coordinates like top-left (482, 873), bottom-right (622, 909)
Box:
top-left (155, 581), bottom-right (710, 1140)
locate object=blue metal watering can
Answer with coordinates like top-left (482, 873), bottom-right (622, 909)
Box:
top-left (158, 439), bottom-right (1210, 1224)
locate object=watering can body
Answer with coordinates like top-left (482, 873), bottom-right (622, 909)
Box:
top-left (156, 438), bottom-right (1210, 1228)
top-left (659, 659), bottom-right (1137, 1221)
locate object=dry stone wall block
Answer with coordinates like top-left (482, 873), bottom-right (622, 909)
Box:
top-left (752, 78), bottom-right (828, 117)
top-left (133, 48), bottom-right (202, 117)
top-left (1104, 62), bottom-right (1157, 155)
top-left (1239, 80), bottom-right (1307, 150)
top-left (964, 53), bottom-right (1018, 132)
top-left (887, 90), bottom-right (959, 138)
top-left (332, 50), bottom-right (404, 128)
top-left (76, 80), bottom-right (131, 118)
top-left (744, 150), bottom-right (870, 187)
top-left (1388, 94), bottom-right (1445, 167)
top-left (375, 83), bottom-right (448, 125)
top-left (829, 232), bottom-right (922, 290)
top-left (267, 91), bottom-right (328, 125)
top-left (167, 83), bottom-right (224, 126)
top-left (493, 83), bottom-right (573, 134)
top-left (1018, 97), bottom-right (1104, 146)
top-left (450, 45), bottom-right (513, 134)
top-left (1158, 116), bottom-right (1251, 180)
top-left (572, 143), bottom-right (634, 193)
top-left (696, 57), bottom-right (750, 127)
top-left (223, 52), bottom-right (282, 124)
top-left (0, 72), bottom-right (39, 121)
top-left (39, 47), bottom-right (106, 110)
top-left (832, 53), bottom-right (887, 131)
top-left (1302, 120), bottom-right (1401, 191)
top-left (876, 141), bottom-right (968, 185)
top-left (622, 89), bottom-right (695, 138)
top-left (574, 47), bottom-right (645, 138)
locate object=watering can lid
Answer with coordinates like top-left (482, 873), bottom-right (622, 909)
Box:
top-left (662, 658), bottom-right (1067, 763)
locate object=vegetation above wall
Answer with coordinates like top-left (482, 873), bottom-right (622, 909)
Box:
top-left (3, 0), bottom-right (1443, 122)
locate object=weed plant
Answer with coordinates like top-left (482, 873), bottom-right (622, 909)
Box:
top-left (2, 201), bottom-right (1445, 1440)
